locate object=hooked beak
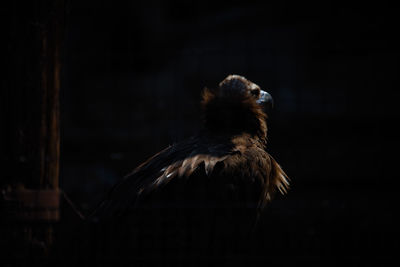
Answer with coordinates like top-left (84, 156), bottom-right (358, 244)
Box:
top-left (256, 90), bottom-right (274, 112)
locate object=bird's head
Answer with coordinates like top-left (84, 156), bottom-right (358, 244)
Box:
top-left (202, 75), bottom-right (272, 140)
top-left (218, 74), bottom-right (273, 112)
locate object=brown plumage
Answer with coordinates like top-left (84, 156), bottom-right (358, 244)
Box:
top-left (89, 75), bottom-right (289, 263)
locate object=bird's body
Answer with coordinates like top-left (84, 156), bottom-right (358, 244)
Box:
top-left (88, 75), bottom-right (289, 264)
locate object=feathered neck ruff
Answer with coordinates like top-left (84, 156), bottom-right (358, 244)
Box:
top-left (201, 88), bottom-right (268, 141)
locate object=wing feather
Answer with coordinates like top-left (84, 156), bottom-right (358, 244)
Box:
top-left (89, 137), bottom-right (234, 219)
top-left (90, 135), bottom-right (289, 222)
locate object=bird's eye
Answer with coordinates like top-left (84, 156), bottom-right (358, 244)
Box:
top-left (250, 88), bottom-right (260, 98)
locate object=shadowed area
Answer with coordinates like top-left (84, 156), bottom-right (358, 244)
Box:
top-left (2, 1), bottom-right (397, 266)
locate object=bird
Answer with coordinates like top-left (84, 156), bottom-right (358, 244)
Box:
top-left (88, 74), bottom-right (289, 265)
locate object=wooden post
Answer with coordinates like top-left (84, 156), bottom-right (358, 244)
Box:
top-left (1, 0), bottom-right (65, 263)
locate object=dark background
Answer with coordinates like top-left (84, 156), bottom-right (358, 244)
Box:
top-left (10, 0), bottom-right (399, 265)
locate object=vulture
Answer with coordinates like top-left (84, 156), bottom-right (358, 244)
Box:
top-left (88, 75), bottom-right (289, 264)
